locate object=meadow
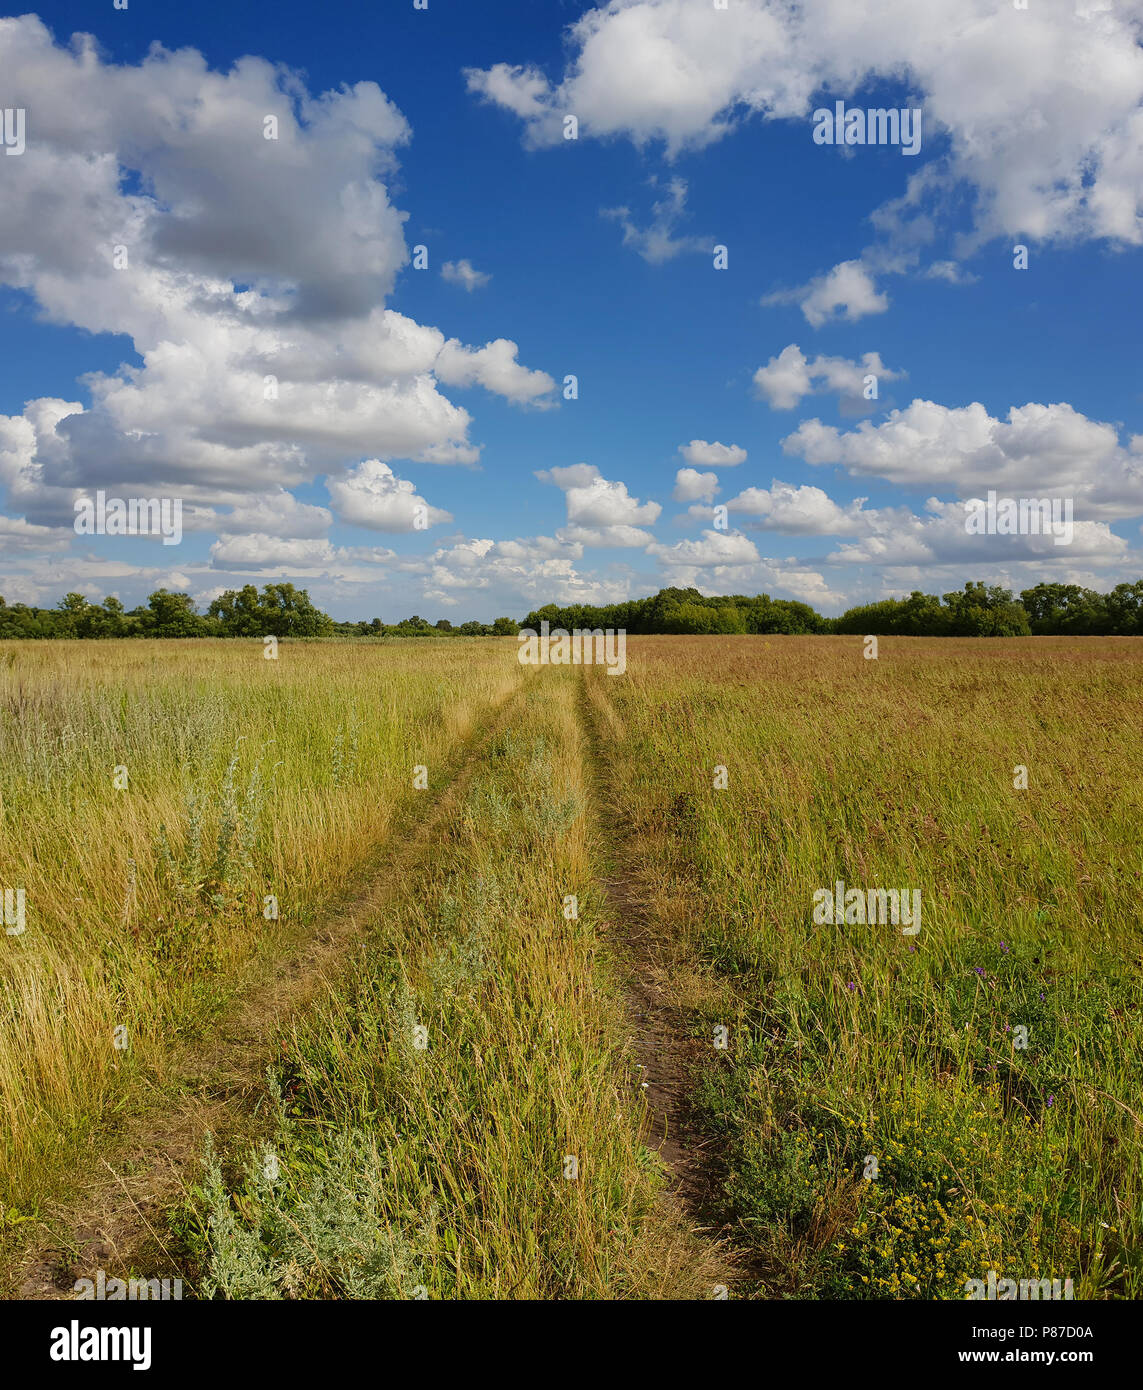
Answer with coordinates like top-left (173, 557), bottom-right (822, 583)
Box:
top-left (585, 636), bottom-right (1143, 1298)
top-left (1, 634), bottom-right (1139, 1299)
top-left (0, 639), bottom-right (518, 1218)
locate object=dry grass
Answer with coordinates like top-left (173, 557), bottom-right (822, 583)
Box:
top-left (177, 668), bottom-right (713, 1298)
top-left (585, 635), bottom-right (1143, 1298)
top-left (6, 632), bottom-right (1137, 1300)
top-left (0, 638), bottom-right (518, 1212)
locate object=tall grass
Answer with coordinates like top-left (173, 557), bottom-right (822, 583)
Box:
top-left (586, 635), bottom-right (1143, 1298)
top-left (0, 638), bottom-right (518, 1213)
top-left (179, 670), bottom-right (709, 1299)
top-left (8, 633), bottom-right (1137, 1300)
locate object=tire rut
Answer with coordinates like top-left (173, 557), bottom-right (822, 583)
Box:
top-left (576, 670), bottom-right (737, 1294)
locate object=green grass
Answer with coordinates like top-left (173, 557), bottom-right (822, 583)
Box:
top-left (586, 635), bottom-right (1143, 1298)
top-left (176, 673), bottom-right (707, 1299)
top-left (5, 633), bottom-right (1139, 1300)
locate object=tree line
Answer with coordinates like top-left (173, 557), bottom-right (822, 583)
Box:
top-left (0, 584), bottom-right (521, 639)
top-left (525, 580), bottom-right (1143, 637)
top-left (1, 579), bottom-right (1141, 640)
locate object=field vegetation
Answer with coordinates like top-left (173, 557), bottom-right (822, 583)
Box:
top-left (585, 636), bottom-right (1143, 1297)
top-left (2, 633), bottom-right (1139, 1299)
top-left (0, 638), bottom-right (517, 1219)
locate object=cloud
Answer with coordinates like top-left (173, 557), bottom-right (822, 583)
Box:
top-left (0, 513), bottom-right (70, 552)
top-left (466, 4), bottom-right (801, 157)
top-left (723, 479), bottom-right (1126, 563)
top-left (434, 338), bottom-right (556, 406)
top-left (422, 534), bottom-right (631, 607)
top-left (783, 399), bottom-right (1143, 519)
top-left (753, 344), bottom-right (904, 409)
top-left (209, 535), bottom-right (340, 570)
top-left (537, 463), bottom-right (661, 546)
top-left (763, 260), bottom-right (890, 328)
top-left (0, 16), bottom-right (551, 537)
top-left (417, 528), bottom-right (849, 616)
top-left (679, 439), bottom-right (746, 467)
top-left (727, 481), bottom-right (876, 534)
top-left (644, 527), bottom-right (846, 607)
top-left (467, 1), bottom-right (1143, 250)
top-left (758, 565), bottom-right (847, 609)
top-left (558, 524), bottom-right (658, 548)
top-left (825, 497), bottom-right (1126, 566)
top-left (465, 63), bottom-right (554, 128)
top-left (647, 529), bottom-right (760, 568)
top-left (219, 493), bottom-right (331, 538)
top-left (924, 260), bottom-right (978, 285)
top-left (601, 177), bottom-right (709, 263)
top-left (326, 459), bottom-right (453, 532)
top-left (673, 467), bottom-right (719, 503)
top-left (441, 258), bottom-right (491, 292)
top-left (195, 490), bottom-right (332, 539)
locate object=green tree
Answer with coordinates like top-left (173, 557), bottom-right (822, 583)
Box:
top-left (208, 584), bottom-right (264, 636)
top-left (1104, 581), bottom-right (1143, 635)
top-left (942, 582), bottom-right (1030, 637)
top-left (258, 582), bottom-right (334, 637)
top-left (664, 602), bottom-right (716, 634)
top-left (1019, 583), bottom-right (1106, 635)
top-left (146, 589), bottom-right (207, 637)
top-left (207, 583), bottom-right (332, 638)
top-left (97, 595), bottom-right (131, 638)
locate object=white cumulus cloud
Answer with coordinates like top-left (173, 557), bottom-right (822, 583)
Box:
top-left (763, 261), bottom-right (891, 329)
top-left (783, 399), bottom-right (1143, 519)
top-left (327, 460), bottom-right (453, 532)
top-left (674, 468), bottom-right (719, 503)
top-left (753, 344), bottom-right (904, 409)
top-left (537, 463), bottom-right (662, 547)
top-left (679, 439), bottom-right (746, 467)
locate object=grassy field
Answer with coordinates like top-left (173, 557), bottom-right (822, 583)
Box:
top-left (1, 634), bottom-right (1140, 1299)
top-left (0, 639), bottom-right (518, 1216)
top-left (177, 671), bottom-right (707, 1298)
top-left (586, 636), bottom-right (1143, 1298)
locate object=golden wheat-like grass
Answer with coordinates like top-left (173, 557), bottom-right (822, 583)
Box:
top-left (0, 637), bottom-right (518, 1209)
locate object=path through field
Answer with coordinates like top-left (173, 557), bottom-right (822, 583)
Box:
top-left (6, 635), bottom-right (1141, 1301)
top-left (7, 667), bottom-right (730, 1300)
top-left (578, 670), bottom-right (737, 1277)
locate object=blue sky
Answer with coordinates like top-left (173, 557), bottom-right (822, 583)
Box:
top-left (1, 0), bottom-right (1142, 620)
